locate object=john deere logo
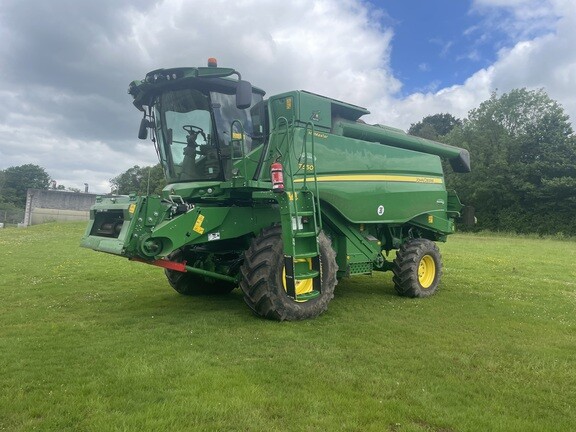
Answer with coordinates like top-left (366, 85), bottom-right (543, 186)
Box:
top-left (310, 111), bottom-right (320, 122)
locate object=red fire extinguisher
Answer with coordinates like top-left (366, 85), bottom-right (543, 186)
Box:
top-left (271, 162), bottom-right (284, 193)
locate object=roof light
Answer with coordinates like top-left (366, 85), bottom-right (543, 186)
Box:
top-left (207, 57), bottom-right (218, 67)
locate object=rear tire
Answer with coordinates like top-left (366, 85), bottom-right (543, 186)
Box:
top-left (392, 238), bottom-right (442, 298)
top-left (240, 226), bottom-right (338, 321)
top-left (165, 250), bottom-right (236, 295)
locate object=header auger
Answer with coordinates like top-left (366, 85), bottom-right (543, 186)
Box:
top-left (81, 58), bottom-right (469, 321)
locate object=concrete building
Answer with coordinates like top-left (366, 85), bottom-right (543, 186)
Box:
top-left (23, 189), bottom-right (98, 226)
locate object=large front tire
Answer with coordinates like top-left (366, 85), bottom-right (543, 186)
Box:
top-left (240, 226), bottom-right (338, 321)
top-left (392, 238), bottom-right (442, 298)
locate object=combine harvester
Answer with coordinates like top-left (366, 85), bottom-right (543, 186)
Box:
top-left (81, 58), bottom-right (470, 320)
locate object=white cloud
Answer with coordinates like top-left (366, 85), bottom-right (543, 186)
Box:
top-left (418, 63), bottom-right (430, 72)
top-left (0, 0), bottom-right (574, 193)
top-left (1, 0), bottom-right (402, 192)
top-left (118, 0), bottom-right (400, 107)
top-left (83, 0), bottom-right (576, 134)
top-left (472, 0), bottom-right (563, 40)
top-left (429, 39), bottom-right (454, 58)
top-left (385, 0), bottom-right (576, 129)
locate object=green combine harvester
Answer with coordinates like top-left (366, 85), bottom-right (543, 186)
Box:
top-left (81, 58), bottom-right (470, 321)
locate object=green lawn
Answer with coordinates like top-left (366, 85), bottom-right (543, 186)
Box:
top-left (1, 223), bottom-right (575, 431)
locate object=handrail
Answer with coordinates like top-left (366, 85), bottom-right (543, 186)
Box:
top-left (280, 119), bottom-right (298, 255)
top-left (273, 117), bottom-right (301, 256)
top-left (303, 122), bottom-right (322, 232)
top-left (274, 116), bottom-right (291, 163)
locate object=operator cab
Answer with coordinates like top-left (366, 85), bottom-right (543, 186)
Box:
top-left (131, 59), bottom-right (267, 183)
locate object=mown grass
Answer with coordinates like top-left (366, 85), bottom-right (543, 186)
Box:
top-left (0, 223), bottom-right (575, 431)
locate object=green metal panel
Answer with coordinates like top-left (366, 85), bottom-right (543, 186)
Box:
top-left (295, 92), bottom-right (332, 130)
top-left (320, 204), bottom-right (382, 276)
top-left (269, 126), bottom-right (449, 225)
top-left (82, 190), bottom-right (282, 260)
top-left (149, 205), bottom-right (278, 253)
top-left (268, 90), bottom-right (369, 132)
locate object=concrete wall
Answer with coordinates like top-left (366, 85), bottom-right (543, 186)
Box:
top-left (23, 189), bottom-right (98, 226)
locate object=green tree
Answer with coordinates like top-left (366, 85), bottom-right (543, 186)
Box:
top-left (110, 164), bottom-right (166, 195)
top-left (408, 113), bottom-right (462, 140)
top-left (0, 201), bottom-right (25, 224)
top-left (0, 164), bottom-right (51, 207)
top-left (445, 88), bottom-right (576, 235)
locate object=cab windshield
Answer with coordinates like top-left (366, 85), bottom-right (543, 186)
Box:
top-left (154, 87), bottom-right (263, 183)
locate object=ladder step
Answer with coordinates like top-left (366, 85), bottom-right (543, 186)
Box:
top-left (296, 290), bottom-right (320, 301)
top-left (294, 252), bottom-right (319, 259)
top-left (295, 269), bottom-right (320, 280)
top-left (294, 231), bottom-right (317, 238)
top-left (295, 211), bottom-right (315, 216)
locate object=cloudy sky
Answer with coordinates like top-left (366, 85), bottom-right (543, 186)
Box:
top-left (0, 0), bottom-right (574, 193)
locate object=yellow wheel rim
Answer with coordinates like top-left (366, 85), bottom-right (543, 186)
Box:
top-left (418, 255), bottom-right (436, 288)
top-left (282, 258), bottom-right (314, 301)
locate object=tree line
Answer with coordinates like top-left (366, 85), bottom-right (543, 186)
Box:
top-left (3, 87), bottom-right (575, 235)
top-left (0, 165), bottom-right (85, 223)
top-left (409, 88), bottom-right (576, 236)
top-left (0, 165), bottom-right (51, 223)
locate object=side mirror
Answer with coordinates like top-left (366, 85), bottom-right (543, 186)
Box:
top-left (138, 118), bottom-right (152, 140)
top-left (236, 80), bottom-right (252, 109)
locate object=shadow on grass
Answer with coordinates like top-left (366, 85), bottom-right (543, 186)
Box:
top-left (335, 272), bottom-right (398, 299)
top-left (125, 286), bottom-right (249, 317)
top-left (100, 269), bottom-right (403, 328)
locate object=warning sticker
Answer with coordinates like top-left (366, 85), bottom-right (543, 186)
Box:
top-left (193, 214), bottom-right (205, 234)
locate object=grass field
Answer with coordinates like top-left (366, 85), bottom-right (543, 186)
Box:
top-left (1, 222), bottom-right (575, 431)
